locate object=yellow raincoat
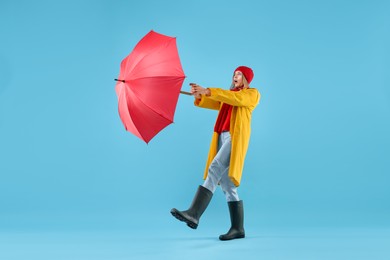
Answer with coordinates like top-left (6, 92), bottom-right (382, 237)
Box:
top-left (195, 87), bottom-right (260, 186)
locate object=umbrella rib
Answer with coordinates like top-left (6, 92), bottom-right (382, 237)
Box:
top-left (129, 58), bottom-right (184, 80)
top-left (119, 87), bottom-right (143, 140)
top-left (133, 92), bottom-right (174, 122)
top-left (128, 89), bottom-right (174, 142)
top-left (127, 38), bottom-right (177, 78)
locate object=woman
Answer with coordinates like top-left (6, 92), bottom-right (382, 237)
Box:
top-left (171, 66), bottom-right (260, 241)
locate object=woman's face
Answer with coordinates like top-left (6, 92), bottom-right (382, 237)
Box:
top-left (233, 71), bottom-right (244, 88)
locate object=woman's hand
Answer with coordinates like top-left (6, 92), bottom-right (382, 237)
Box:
top-left (190, 83), bottom-right (210, 98)
top-left (193, 92), bottom-right (202, 99)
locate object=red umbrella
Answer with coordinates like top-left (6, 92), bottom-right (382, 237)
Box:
top-left (115, 30), bottom-right (188, 143)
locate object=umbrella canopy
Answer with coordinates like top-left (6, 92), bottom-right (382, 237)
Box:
top-left (115, 30), bottom-right (186, 143)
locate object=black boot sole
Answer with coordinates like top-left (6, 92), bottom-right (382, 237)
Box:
top-left (170, 209), bottom-right (198, 229)
top-left (219, 233), bottom-right (245, 241)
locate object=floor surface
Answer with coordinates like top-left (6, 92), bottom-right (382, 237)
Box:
top-left (1, 226), bottom-right (389, 260)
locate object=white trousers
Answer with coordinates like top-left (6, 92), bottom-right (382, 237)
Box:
top-left (202, 131), bottom-right (239, 202)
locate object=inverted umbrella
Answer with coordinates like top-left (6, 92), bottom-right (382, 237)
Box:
top-left (115, 30), bottom-right (187, 143)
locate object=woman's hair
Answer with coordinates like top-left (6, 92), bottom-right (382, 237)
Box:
top-left (230, 74), bottom-right (250, 90)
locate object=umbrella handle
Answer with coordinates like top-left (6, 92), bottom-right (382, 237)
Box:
top-left (180, 90), bottom-right (192, 96)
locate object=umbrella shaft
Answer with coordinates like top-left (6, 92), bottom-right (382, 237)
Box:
top-left (180, 90), bottom-right (192, 96)
top-left (114, 79), bottom-right (126, 83)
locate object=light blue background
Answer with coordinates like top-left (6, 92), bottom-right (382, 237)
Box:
top-left (1, 0), bottom-right (389, 259)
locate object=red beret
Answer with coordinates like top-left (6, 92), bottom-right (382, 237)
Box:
top-left (234, 66), bottom-right (254, 84)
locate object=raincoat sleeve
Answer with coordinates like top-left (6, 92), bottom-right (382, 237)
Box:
top-left (207, 88), bottom-right (260, 108)
top-left (194, 95), bottom-right (221, 110)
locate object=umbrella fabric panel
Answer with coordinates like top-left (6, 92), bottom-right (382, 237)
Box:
top-left (116, 83), bottom-right (172, 144)
top-left (121, 31), bottom-right (184, 80)
top-left (127, 76), bottom-right (184, 120)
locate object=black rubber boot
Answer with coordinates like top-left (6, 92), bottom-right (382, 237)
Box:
top-left (219, 200), bottom-right (245, 240)
top-left (170, 185), bottom-right (213, 229)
